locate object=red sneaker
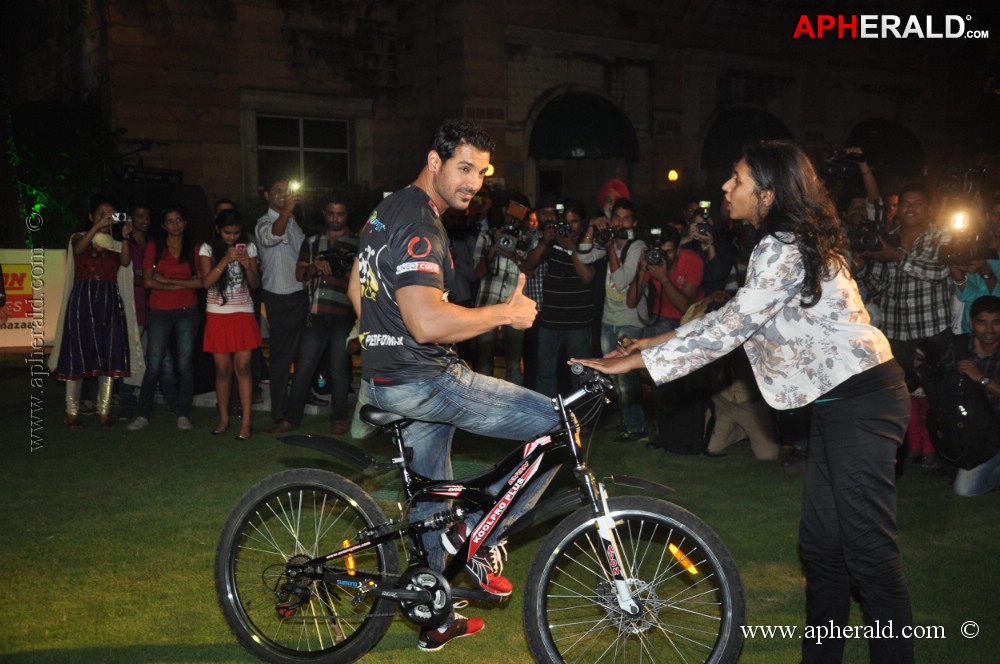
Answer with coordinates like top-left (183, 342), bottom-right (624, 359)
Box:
top-left (417, 614), bottom-right (485, 651)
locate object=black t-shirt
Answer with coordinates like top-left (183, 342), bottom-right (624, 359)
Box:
top-left (358, 185), bottom-right (458, 384)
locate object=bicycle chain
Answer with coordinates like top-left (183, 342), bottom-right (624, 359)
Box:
top-left (296, 564), bottom-right (429, 621)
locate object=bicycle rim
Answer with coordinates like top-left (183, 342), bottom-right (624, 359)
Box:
top-left (219, 473), bottom-right (397, 661)
top-left (528, 498), bottom-right (744, 663)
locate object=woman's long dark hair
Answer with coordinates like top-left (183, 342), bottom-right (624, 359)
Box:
top-left (743, 140), bottom-right (848, 308)
top-left (210, 209), bottom-right (249, 306)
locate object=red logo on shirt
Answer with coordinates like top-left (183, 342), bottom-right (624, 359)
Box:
top-left (407, 236), bottom-right (432, 258)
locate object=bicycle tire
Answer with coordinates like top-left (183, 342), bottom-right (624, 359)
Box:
top-left (523, 495), bottom-right (745, 663)
top-left (216, 469), bottom-right (400, 663)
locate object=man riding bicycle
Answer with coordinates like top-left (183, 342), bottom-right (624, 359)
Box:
top-left (348, 119), bottom-right (560, 651)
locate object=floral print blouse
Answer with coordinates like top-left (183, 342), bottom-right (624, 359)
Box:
top-left (641, 233), bottom-right (894, 410)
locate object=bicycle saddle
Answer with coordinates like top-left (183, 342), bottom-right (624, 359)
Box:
top-left (360, 404), bottom-right (412, 428)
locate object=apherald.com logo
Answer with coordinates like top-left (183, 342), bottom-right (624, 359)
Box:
top-left (793, 14), bottom-right (988, 39)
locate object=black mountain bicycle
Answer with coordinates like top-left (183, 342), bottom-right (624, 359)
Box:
top-left (215, 367), bottom-right (746, 663)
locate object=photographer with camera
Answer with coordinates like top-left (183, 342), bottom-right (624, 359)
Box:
top-left (586, 198), bottom-right (650, 442)
top-left (942, 295), bottom-right (1000, 496)
top-left (473, 194), bottom-right (535, 384)
top-left (629, 225), bottom-right (703, 335)
top-left (680, 199), bottom-right (736, 296)
top-left (519, 198), bottom-right (597, 397)
top-left (268, 197), bottom-right (358, 436)
top-left (49, 193), bottom-right (138, 430)
top-left (857, 183), bottom-right (953, 376)
top-left (946, 201), bottom-right (1000, 333)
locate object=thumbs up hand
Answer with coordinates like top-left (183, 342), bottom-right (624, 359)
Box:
top-left (504, 272), bottom-right (538, 329)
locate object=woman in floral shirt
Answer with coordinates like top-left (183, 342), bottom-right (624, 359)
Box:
top-left (575, 141), bottom-right (914, 664)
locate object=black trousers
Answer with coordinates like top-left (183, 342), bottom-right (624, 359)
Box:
top-left (799, 380), bottom-right (914, 664)
top-left (261, 290), bottom-right (309, 422)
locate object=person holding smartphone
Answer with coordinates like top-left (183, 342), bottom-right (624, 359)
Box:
top-left (199, 209), bottom-right (261, 440)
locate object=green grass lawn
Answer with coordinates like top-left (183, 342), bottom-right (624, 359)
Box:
top-left (2, 357), bottom-right (998, 663)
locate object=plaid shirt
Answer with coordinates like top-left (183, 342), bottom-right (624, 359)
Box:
top-left (523, 229), bottom-right (545, 308)
top-left (859, 226), bottom-right (952, 341)
top-left (474, 230), bottom-right (528, 307)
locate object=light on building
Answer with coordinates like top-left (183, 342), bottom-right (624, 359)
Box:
top-left (667, 169), bottom-right (680, 182)
top-left (485, 163), bottom-right (495, 177)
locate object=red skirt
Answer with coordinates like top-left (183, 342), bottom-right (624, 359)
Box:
top-left (203, 311), bottom-right (262, 353)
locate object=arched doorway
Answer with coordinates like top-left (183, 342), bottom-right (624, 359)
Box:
top-left (701, 107), bottom-right (793, 191)
top-left (845, 119), bottom-right (924, 189)
top-left (528, 92), bottom-right (638, 212)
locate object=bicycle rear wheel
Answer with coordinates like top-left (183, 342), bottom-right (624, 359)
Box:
top-left (215, 469), bottom-right (400, 663)
top-left (524, 496), bottom-right (745, 663)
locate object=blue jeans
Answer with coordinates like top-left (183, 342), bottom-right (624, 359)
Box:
top-left (139, 307), bottom-right (199, 419)
top-left (285, 314), bottom-right (355, 425)
top-left (361, 362), bottom-right (560, 570)
top-left (120, 325), bottom-right (179, 415)
top-left (954, 453), bottom-right (1000, 496)
top-left (476, 325), bottom-right (525, 385)
top-left (535, 325), bottom-right (591, 398)
top-left (601, 322), bottom-right (646, 433)
top-left (799, 379), bottom-right (913, 664)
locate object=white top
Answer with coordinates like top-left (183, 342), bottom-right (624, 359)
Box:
top-left (199, 242), bottom-right (258, 314)
top-left (603, 240), bottom-right (647, 327)
top-left (641, 233), bottom-right (893, 410)
top-left (255, 208), bottom-right (306, 294)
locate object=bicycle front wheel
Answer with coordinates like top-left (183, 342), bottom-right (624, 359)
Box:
top-left (215, 469), bottom-right (400, 663)
top-left (524, 496), bottom-right (745, 663)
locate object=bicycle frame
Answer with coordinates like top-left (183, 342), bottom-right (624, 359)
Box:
top-left (281, 374), bottom-right (642, 615)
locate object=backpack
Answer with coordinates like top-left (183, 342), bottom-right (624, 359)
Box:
top-left (920, 338), bottom-right (1000, 470)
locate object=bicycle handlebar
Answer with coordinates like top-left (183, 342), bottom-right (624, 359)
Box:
top-left (561, 364), bottom-right (616, 409)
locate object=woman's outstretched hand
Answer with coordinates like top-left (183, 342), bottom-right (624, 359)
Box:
top-left (569, 353), bottom-right (645, 375)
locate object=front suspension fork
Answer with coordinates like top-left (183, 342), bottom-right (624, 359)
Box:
top-left (583, 471), bottom-right (640, 616)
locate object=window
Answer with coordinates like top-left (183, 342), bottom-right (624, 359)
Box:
top-left (256, 115), bottom-right (350, 190)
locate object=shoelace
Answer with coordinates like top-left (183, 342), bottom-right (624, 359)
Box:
top-left (483, 539), bottom-right (508, 576)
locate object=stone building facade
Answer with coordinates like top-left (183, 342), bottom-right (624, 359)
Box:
top-left (8, 0), bottom-right (993, 219)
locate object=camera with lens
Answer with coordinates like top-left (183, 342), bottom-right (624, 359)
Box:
top-left (497, 222), bottom-right (525, 252)
top-left (110, 211), bottom-right (130, 241)
top-left (549, 202), bottom-right (572, 238)
top-left (848, 220), bottom-right (885, 253)
top-left (846, 201), bottom-right (889, 254)
top-left (819, 149), bottom-right (866, 179)
top-left (317, 237), bottom-right (359, 278)
top-left (645, 247), bottom-right (665, 267)
top-left (938, 212), bottom-right (996, 265)
top-left (595, 227), bottom-right (635, 244)
top-left (695, 200), bottom-right (713, 237)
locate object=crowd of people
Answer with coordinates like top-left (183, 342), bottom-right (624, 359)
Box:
top-left (39, 117), bottom-right (1000, 659)
top-left (47, 184), bottom-right (359, 442)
